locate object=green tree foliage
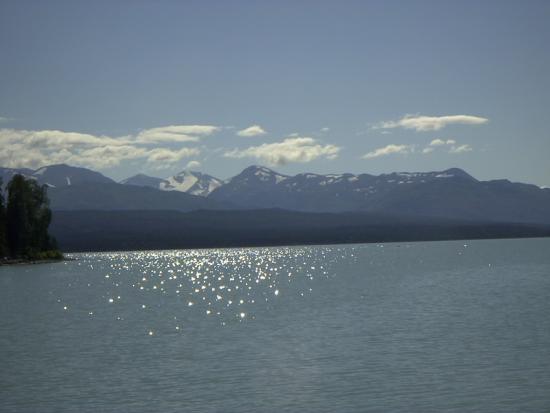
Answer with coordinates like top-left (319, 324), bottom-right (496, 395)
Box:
top-left (5, 174), bottom-right (60, 259)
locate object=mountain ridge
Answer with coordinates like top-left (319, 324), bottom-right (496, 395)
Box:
top-left (2, 163), bottom-right (549, 224)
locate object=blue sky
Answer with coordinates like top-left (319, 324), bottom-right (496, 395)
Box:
top-left (1, 0), bottom-right (549, 185)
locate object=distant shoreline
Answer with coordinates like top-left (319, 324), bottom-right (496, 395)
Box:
top-left (0, 257), bottom-right (69, 266)
top-left (2, 236), bottom-right (549, 258)
top-left (60, 233), bottom-right (550, 254)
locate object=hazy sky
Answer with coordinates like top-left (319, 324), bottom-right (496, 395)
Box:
top-left (1, 0), bottom-right (549, 185)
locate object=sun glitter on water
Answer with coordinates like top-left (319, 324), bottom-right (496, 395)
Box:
top-left (59, 245), bottom-right (357, 335)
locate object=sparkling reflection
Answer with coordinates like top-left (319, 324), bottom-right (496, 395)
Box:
top-left (58, 245), bottom-right (357, 335)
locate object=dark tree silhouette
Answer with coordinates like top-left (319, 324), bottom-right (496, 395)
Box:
top-left (5, 174), bottom-right (59, 259)
top-left (0, 178), bottom-right (6, 257)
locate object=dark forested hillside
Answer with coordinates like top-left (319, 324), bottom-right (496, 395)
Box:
top-left (50, 209), bottom-right (550, 252)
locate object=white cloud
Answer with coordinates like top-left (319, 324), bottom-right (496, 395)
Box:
top-left (449, 144), bottom-right (473, 154)
top-left (0, 116), bottom-right (13, 123)
top-left (0, 124), bottom-right (219, 149)
top-left (69, 145), bottom-right (149, 168)
top-left (362, 144), bottom-right (413, 159)
top-left (154, 125), bottom-right (219, 135)
top-left (429, 138), bottom-right (446, 146)
top-left (136, 130), bottom-right (198, 144)
top-left (224, 136), bottom-right (340, 166)
top-left (320, 127), bottom-right (330, 132)
top-left (1, 128), bottom-right (131, 148)
top-left (146, 147), bottom-right (200, 164)
top-left (428, 138), bottom-right (457, 147)
top-left (0, 126), bottom-right (203, 170)
top-left (135, 124), bottom-right (219, 143)
top-left (0, 129), bottom-right (130, 169)
top-left (422, 138), bottom-right (471, 155)
top-left (374, 114), bottom-right (488, 132)
top-left (237, 125), bottom-right (267, 137)
top-left (186, 160), bottom-right (201, 170)
top-left (0, 143), bottom-right (54, 169)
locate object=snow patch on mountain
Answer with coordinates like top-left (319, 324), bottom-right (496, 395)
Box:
top-left (160, 171), bottom-right (223, 197)
top-left (161, 173), bottom-right (198, 192)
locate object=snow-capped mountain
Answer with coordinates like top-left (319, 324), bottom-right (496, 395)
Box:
top-left (209, 165), bottom-right (479, 210)
top-left (160, 170), bottom-right (223, 197)
top-left (2, 163), bottom-right (550, 224)
top-left (120, 174), bottom-right (168, 189)
top-left (208, 165), bottom-right (550, 223)
top-left (204, 165), bottom-right (287, 208)
top-left (236, 165), bottom-right (289, 185)
top-left (120, 170), bottom-right (223, 197)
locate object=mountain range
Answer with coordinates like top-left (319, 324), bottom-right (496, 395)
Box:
top-left (1, 163), bottom-right (550, 224)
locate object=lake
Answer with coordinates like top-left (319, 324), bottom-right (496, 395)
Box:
top-left (1, 238), bottom-right (549, 412)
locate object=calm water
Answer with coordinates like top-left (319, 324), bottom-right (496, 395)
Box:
top-left (1, 238), bottom-right (549, 412)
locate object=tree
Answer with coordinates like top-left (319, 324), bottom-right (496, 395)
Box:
top-left (0, 178), bottom-right (6, 257)
top-left (6, 174), bottom-right (57, 258)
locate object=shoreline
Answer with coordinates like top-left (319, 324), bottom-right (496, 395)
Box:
top-left (0, 257), bottom-right (71, 266)
top-left (59, 233), bottom-right (550, 254)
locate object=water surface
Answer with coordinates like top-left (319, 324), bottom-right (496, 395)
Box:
top-left (1, 238), bottom-right (549, 412)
